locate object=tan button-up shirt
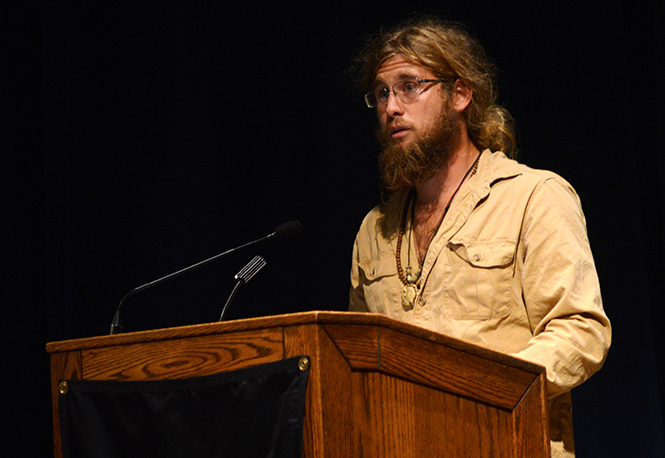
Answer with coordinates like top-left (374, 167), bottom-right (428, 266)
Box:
top-left (349, 150), bottom-right (611, 457)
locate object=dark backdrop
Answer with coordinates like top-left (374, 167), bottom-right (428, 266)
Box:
top-left (4, 1), bottom-right (665, 456)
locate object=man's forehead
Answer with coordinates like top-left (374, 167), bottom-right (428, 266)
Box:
top-left (374, 55), bottom-right (433, 85)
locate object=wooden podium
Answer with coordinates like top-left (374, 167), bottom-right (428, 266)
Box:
top-left (47, 311), bottom-right (550, 457)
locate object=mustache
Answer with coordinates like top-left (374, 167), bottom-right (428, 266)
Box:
top-left (376, 121), bottom-right (415, 145)
top-left (386, 120), bottom-right (413, 130)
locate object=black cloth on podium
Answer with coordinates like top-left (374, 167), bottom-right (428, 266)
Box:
top-left (58, 356), bottom-right (309, 458)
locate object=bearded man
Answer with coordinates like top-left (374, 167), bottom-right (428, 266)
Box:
top-left (349, 17), bottom-right (611, 458)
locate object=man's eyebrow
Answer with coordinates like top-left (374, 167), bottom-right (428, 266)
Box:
top-left (373, 72), bottom-right (418, 88)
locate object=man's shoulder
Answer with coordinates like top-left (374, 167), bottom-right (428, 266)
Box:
top-left (484, 150), bottom-right (574, 192)
top-left (481, 151), bottom-right (585, 221)
top-left (357, 189), bottom-right (407, 242)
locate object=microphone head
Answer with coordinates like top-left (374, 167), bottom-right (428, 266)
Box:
top-left (273, 220), bottom-right (302, 240)
top-left (235, 255), bottom-right (267, 283)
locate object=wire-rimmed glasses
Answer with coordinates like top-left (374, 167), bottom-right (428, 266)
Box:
top-left (364, 77), bottom-right (453, 108)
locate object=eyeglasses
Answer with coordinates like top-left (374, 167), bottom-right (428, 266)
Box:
top-left (364, 77), bottom-right (452, 108)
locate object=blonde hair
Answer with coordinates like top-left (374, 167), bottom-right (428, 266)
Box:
top-left (358, 16), bottom-right (517, 158)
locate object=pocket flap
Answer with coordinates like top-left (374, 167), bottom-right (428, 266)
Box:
top-left (359, 252), bottom-right (397, 281)
top-left (448, 240), bottom-right (515, 268)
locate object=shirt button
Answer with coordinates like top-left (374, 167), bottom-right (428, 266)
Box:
top-left (472, 253), bottom-right (482, 262)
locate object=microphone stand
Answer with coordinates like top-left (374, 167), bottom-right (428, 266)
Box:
top-left (109, 221), bottom-right (300, 335)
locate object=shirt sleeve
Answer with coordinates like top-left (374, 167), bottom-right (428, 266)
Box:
top-left (349, 235), bottom-right (369, 311)
top-left (514, 176), bottom-right (611, 398)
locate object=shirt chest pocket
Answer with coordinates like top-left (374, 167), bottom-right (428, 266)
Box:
top-left (358, 252), bottom-right (400, 314)
top-left (442, 240), bottom-right (516, 320)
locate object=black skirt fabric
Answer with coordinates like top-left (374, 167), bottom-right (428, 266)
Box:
top-left (58, 356), bottom-right (310, 458)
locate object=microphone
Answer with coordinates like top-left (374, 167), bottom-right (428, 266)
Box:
top-left (219, 255), bottom-right (267, 322)
top-left (273, 220), bottom-right (301, 240)
top-left (109, 220), bottom-right (301, 334)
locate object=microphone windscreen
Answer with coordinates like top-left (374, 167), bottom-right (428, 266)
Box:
top-left (274, 220), bottom-right (302, 240)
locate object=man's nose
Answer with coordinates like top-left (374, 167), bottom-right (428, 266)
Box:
top-left (385, 90), bottom-right (405, 117)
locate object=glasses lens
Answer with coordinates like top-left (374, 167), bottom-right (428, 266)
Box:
top-left (395, 79), bottom-right (421, 103)
top-left (364, 92), bottom-right (377, 108)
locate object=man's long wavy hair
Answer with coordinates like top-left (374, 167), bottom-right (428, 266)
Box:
top-left (357, 16), bottom-right (517, 158)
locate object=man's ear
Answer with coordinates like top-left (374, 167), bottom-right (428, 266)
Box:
top-left (451, 79), bottom-right (473, 113)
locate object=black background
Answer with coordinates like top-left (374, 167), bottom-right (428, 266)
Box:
top-left (4, 1), bottom-right (665, 456)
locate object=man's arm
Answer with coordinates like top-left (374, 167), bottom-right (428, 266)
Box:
top-left (349, 236), bottom-right (369, 311)
top-left (514, 176), bottom-right (611, 398)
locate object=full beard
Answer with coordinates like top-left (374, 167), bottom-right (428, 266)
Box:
top-left (377, 106), bottom-right (463, 192)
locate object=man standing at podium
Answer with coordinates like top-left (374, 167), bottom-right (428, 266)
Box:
top-left (349, 16), bottom-right (611, 458)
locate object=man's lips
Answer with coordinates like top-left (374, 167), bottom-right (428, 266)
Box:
top-left (389, 124), bottom-right (411, 138)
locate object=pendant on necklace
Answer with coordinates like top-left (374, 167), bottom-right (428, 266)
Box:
top-left (401, 283), bottom-right (417, 310)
